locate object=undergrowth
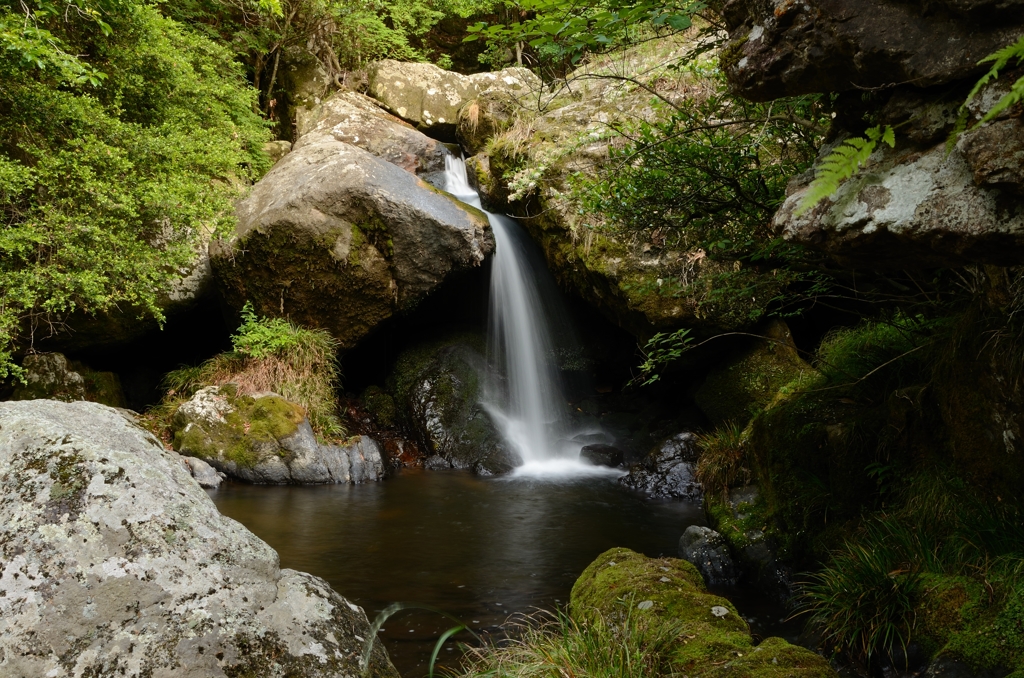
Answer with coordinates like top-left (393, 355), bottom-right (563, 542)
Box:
top-left (453, 607), bottom-right (681, 678)
top-left (148, 302), bottom-right (344, 441)
top-left (695, 422), bottom-right (749, 500)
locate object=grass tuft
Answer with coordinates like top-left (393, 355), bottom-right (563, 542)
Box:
top-left (695, 422), bottom-right (749, 500)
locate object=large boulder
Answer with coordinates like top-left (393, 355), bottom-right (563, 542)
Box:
top-left (720, 0), bottom-right (1024, 102)
top-left (775, 117), bottom-right (1024, 268)
top-left (212, 137), bottom-right (492, 349)
top-left (695, 320), bottom-right (813, 425)
top-left (0, 399), bottom-right (398, 677)
top-left (456, 88), bottom-right (518, 155)
top-left (386, 337), bottom-right (520, 475)
top-left (9, 352), bottom-right (126, 408)
top-left (294, 90), bottom-right (453, 186)
top-left (570, 547), bottom-right (836, 678)
top-left (172, 385), bottom-right (386, 484)
top-left (619, 431), bottom-right (703, 501)
top-left (678, 525), bottom-right (740, 587)
top-left (366, 59), bottom-right (540, 140)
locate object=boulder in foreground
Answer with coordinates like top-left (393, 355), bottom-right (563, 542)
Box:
top-left (0, 399), bottom-right (398, 677)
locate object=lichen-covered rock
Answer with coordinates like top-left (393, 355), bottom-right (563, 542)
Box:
top-left (172, 385), bottom-right (386, 484)
top-left (775, 131), bottom-right (1024, 268)
top-left (366, 59), bottom-right (540, 140)
top-left (387, 337), bottom-right (520, 475)
top-left (719, 0), bottom-right (1024, 102)
top-left (294, 90), bottom-right (452, 186)
top-left (619, 431), bottom-right (702, 501)
top-left (213, 137), bottom-right (492, 349)
top-left (679, 525), bottom-right (739, 587)
top-left (10, 352), bottom-right (125, 408)
top-left (570, 547), bottom-right (835, 678)
top-left (695, 320), bottom-right (813, 425)
top-left (0, 399), bottom-right (399, 678)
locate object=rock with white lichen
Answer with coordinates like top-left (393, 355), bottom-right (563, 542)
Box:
top-left (0, 399), bottom-right (399, 678)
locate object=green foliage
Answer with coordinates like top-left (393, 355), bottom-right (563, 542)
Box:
top-left (795, 125), bottom-right (895, 216)
top-left (954, 34), bottom-right (1024, 141)
top-left (0, 0), bottom-right (270, 380)
top-left (467, 0), bottom-right (704, 72)
top-left (695, 422), bottom-right (749, 500)
top-left (631, 328), bottom-right (692, 387)
top-left (232, 301), bottom-right (308, 359)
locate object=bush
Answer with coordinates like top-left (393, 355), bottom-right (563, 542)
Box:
top-left (0, 0), bottom-right (270, 380)
top-left (159, 302), bottom-right (344, 440)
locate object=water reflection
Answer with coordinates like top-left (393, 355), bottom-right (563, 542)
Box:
top-left (213, 469), bottom-right (703, 676)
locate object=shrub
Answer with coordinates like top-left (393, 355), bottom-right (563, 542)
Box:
top-left (160, 303), bottom-right (344, 440)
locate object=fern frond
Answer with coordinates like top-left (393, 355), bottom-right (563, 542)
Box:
top-left (950, 34), bottom-right (1024, 148)
top-left (795, 125), bottom-right (894, 216)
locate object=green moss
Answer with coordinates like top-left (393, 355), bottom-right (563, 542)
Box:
top-left (362, 385), bottom-right (397, 428)
top-left (173, 390), bottom-right (304, 469)
top-left (570, 548), bottom-right (836, 678)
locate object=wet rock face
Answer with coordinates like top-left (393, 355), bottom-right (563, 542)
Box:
top-left (214, 138), bottom-right (492, 349)
top-left (721, 0), bottom-right (1024, 101)
top-left (172, 385), bottom-right (386, 484)
top-left (294, 90), bottom-right (453, 187)
top-left (389, 341), bottom-right (520, 475)
top-left (678, 526), bottom-right (739, 588)
top-left (619, 432), bottom-right (702, 501)
top-left (579, 443), bottom-right (624, 467)
top-left (366, 59), bottom-right (540, 140)
top-left (0, 399), bottom-right (399, 678)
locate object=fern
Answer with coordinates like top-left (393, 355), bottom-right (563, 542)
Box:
top-left (795, 125), bottom-right (895, 216)
top-left (951, 34), bottom-right (1024, 145)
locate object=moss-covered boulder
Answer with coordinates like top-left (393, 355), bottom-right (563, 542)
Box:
top-left (571, 547), bottom-right (836, 678)
top-left (695, 320), bottom-right (815, 426)
top-left (386, 336), bottom-right (520, 475)
top-left (172, 385), bottom-right (386, 484)
top-left (213, 137), bottom-right (492, 350)
top-left (9, 352), bottom-right (125, 408)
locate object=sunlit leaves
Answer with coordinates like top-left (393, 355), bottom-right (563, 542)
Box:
top-left (795, 125), bottom-right (895, 216)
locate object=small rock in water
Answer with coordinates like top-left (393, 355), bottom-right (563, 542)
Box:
top-left (579, 444), bottom-right (624, 467)
top-left (637, 600), bottom-right (654, 610)
top-left (711, 606), bottom-right (729, 618)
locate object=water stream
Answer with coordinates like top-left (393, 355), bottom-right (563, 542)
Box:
top-left (444, 156), bottom-right (604, 474)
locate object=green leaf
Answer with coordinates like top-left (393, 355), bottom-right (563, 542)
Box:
top-left (795, 125), bottom-right (893, 216)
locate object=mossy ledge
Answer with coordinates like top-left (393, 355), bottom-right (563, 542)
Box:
top-left (570, 548), bottom-right (836, 678)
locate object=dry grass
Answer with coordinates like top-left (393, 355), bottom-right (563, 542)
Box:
top-left (695, 423), bottom-right (750, 500)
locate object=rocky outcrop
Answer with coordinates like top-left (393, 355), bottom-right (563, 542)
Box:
top-left (386, 337), bottom-right (520, 475)
top-left (720, 0), bottom-right (1024, 102)
top-left (620, 432), bottom-right (702, 501)
top-left (678, 526), bottom-right (739, 587)
top-left (366, 59), bottom-right (540, 140)
top-left (9, 352), bottom-right (125, 408)
top-left (465, 38), bottom-right (781, 338)
top-left (213, 137), bottom-right (492, 349)
top-left (294, 90), bottom-right (453, 187)
top-left (172, 385), bottom-right (386, 484)
top-left (571, 547), bottom-right (836, 677)
top-left (0, 399), bottom-right (398, 677)
top-left (695, 320), bottom-right (813, 425)
top-left (456, 88), bottom-right (518, 155)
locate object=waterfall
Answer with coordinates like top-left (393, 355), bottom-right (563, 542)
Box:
top-left (445, 156), bottom-right (609, 473)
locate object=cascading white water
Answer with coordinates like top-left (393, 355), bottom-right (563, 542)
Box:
top-left (445, 156), bottom-right (563, 462)
top-left (445, 156), bottom-right (614, 475)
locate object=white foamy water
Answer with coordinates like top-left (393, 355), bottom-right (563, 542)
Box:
top-left (444, 156), bottom-right (611, 477)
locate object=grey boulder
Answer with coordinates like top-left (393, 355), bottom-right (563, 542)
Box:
top-left (212, 138), bottom-right (492, 349)
top-left (181, 455), bottom-right (226, 489)
top-left (0, 399), bottom-right (398, 678)
top-left (678, 525), bottom-right (739, 587)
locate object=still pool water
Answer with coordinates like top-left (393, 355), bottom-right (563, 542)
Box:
top-left (213, 468), bottom-right (789, 676)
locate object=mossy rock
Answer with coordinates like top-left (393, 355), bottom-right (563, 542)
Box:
top-left (570, 548), bottom-right (836, 678)
top-left (172, 385), bottom-right (304, 470)
top-left (10, 353), bottom-right (125, 408)
top-left (695, 319), bottom-right (815, 426)
top-left (362, 385), bottom-right (397, 428)
top-left (385, 334), bottom-right (519, 474)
